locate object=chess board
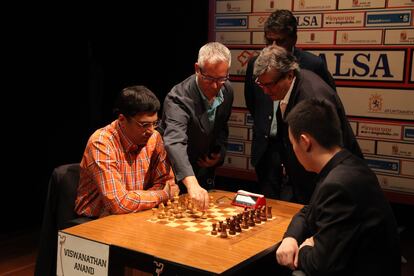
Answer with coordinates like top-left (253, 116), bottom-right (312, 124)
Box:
top-left (147, 204), bottom-right (277, 239)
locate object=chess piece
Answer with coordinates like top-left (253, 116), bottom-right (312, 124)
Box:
top-left (209, 195), bottom-right (214, 207)
top-left (260, 206), bottom-right (267, 221)
top-left (235, 221), bottom-right (242, 233)
top-left (211, 223), bottom-right (217, 235)
top-left (174, 191), bottom-right (179, 203)
top-left (228, 219), bottom-right (236, 235)
top-left (249, 212), bottom-right (255, 227)
top-left (218, 221), bottom-right (223, 232)
top-left (175, 206), bottom-right (183, 219)
top-left (167, 209), bottom-right (174, 221)
top-left (220, 224), bottom-right (228, 238)
top-left (242, 217), bottom-right (249, 229)
top-left (254, 210), bottom-right (262, 224)
top-left (151, 208), bottom-right (158, 221)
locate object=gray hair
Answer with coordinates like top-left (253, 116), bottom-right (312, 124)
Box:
top-left (198, 42), bottom-right (231, 68)
top-left (253, 45), bottom-right (299, 77)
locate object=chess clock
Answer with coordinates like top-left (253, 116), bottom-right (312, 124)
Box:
top-left (231, 190), bottom-right (266, 209)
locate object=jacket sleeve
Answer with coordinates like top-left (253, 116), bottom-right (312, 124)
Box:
top-left (298, 183), bottom-right (360, 275)
top-left (162, 92), bottom-right (195, 182)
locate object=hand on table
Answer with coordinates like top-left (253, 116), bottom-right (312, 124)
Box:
top-left (276, 237), bottom-right (299, 270)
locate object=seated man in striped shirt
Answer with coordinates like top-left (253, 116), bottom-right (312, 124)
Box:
top-left (75, 85), bottom-right (178, 217)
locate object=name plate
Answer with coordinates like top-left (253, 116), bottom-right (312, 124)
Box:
top-left (57, 231), bottom-right (109, 276)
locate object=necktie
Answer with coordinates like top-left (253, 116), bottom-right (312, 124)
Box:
top-left (270, 101), bottom-right (279, 137)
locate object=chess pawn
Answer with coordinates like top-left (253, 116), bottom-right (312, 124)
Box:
top-left (218, 221), bottom-right (223, 232)
top-left (173, 191), bottom-right (179, 203)
top-left (228, 219), bottom-right (236, 235)
top-left (158, 210), bottom-right (165, 219)
top-left (248, 214), bottom-right (255, 227)
top-left (235, 221), bottom-right (242, 233)
top-left (175, 207), bottom-right (183, 219)
top-left (167, 209), bottom-right (174, 221)
top-left (267, 206), bottom-right (272, 219)
top-left (172, 202), bottom-right (179, 214)
top-left (260, 206), bottom-right (267, 221)
top-left (220, 224), bottom-right (228, 238)
top-left (242, 217), bottom-right (249, 229)
top-left (151, 208), bottom-right (158, 221)
top-left (254, 210), bottom-right (262, 224)
top-left (211, 223), bottom-right (218, 235)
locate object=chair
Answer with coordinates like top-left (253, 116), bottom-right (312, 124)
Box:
top-left (34, 163), bottom-right (93, 276)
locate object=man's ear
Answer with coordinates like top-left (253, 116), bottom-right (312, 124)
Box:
top-left (299, 133), bottom-right (312, 152)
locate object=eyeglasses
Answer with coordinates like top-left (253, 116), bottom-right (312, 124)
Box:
top-left (130, 117), bottom-right (159, 129)
top-left (255, 74), bottom-right (284, 89)
top-left (199, 68), bottom-right (229, 84)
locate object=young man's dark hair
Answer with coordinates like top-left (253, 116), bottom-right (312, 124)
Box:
top-left (286, 98), bottom-right (343, 149)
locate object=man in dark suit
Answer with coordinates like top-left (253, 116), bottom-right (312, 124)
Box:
top-left (160, 42), bottom-right (234, 210)
top-left (276, 98), bottom-right (400, 275)
top-left (253, 45), bottom-right (362, 204)
top-left (244, 10), bottom-right (336, 200)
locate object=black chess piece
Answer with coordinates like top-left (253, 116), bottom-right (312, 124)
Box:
top-left (211, 223), bottom-right (217, 235)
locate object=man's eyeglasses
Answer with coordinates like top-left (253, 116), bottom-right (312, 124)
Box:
top-left (130, 117), bottom-right (159, 129)
top-left (255, 74), bottom-right (284, 89)
top-left (199, 68), bottom-right (229, 84)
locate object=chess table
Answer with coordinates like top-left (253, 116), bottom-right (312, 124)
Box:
top-left (61, 190), bottom-right (302, 275)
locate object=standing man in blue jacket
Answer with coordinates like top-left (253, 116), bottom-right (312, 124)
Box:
top-left (160, 42), bottom-right (234, 210)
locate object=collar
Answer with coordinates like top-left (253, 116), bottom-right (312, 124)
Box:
top-left (317, 149), bottom-right (351, 181)
top-left (281, 76), bottom-right (296, 107)
top-left (196, 79), bottom-right (224, 108)
top-left (116, 120), bottom-right (141, 153)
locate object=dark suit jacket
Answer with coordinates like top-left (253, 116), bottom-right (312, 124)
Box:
top-left (277, 69), bottom-right (363, 203)
top-left (284, 150), bottom-right (400, 276)
top-left (160, 74), bottom-right (234, 187)
top-left (244, 47), bottom-right (336, 166)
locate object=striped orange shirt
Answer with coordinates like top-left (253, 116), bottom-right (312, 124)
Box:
top-left (75, 120), bottom-right (177, 217)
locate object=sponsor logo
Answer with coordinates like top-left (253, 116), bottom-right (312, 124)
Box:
top-left (368, 94), bottom-right (383, 112)
top-left (296, 15), bottom-right (320, 27)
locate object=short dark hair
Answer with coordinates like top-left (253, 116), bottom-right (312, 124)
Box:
top-left (113, 85), bottom-right (160, 117)
top-left (264, 9), bottom-right (297, 38)
top-left (286, 98), bottom-right (343, 149)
